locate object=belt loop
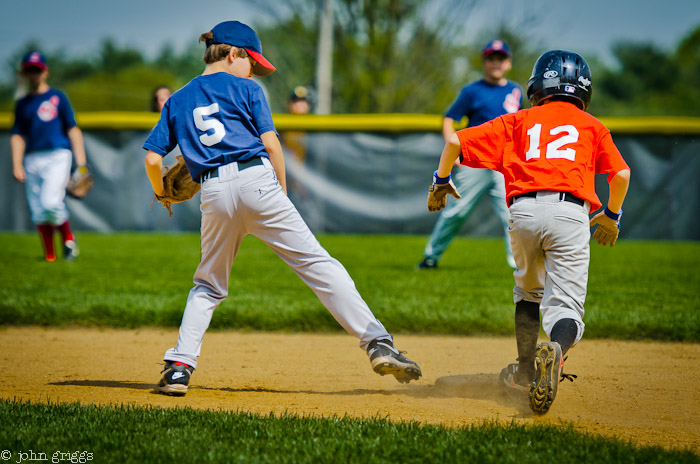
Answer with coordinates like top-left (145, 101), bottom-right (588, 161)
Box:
top-left (559, 192), bottom-right (564, 202)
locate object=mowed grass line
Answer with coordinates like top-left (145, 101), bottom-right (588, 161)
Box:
top-left (0, 233), bottom-right (698, 341)
top-left (1, 399), bottom-right (698, 464)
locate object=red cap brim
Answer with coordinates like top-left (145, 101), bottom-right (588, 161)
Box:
top-left (245, 49), bottom-right (276, 77)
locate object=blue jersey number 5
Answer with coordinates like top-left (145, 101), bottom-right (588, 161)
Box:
top-left (193, 103), bottom-right (225, 146)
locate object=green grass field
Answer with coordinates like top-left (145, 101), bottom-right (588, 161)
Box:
top-left (2, 399), bottom-right (698, 464)
top-left (1, 233), bottom-right (698, 340)
top-left (2, 232), bottom-right (699, 462)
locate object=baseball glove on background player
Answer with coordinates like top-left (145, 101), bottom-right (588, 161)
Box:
top-left (427, 171), bottom-right (461, 212)
top-left (153, 155), bottom-right (201, 216)
top-left (66, 165), bottom-right (94, 199)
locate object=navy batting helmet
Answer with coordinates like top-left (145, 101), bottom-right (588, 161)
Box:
top-left (527, 50), bottom-right (592, 110)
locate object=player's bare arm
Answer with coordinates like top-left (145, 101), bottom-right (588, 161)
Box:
top-left (10, 134), bottom-right (27, 182)
top-left (442, 117), bottom-right (456, 142)
top-left (442, 117), bottom-right (462, 169)
top-left (261, 130), bottom-right (287, 194)
top-left (67, 126), bottom-right (87, 167)
top-left (590, 168), bottom-right (631, 247)
top-left (436, 132), bottom-right (462, 179)
top-left (144, 150), bottom-right (165, 196)
top-left (427, 133), bottom-right (462, 212)
top-left (606, 169), bottom-right (631, 214)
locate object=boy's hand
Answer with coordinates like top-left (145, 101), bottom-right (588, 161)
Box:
top-left (13, 165), bottom-right (26, 183)
top-left (427, 171), bottom-right (461, 212)
top-left (590, 211), bottom-right (620, 247)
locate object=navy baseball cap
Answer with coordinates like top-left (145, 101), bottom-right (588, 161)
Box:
top-left (210, 21), bottom-right (276, 77)
top-left (482, 40), bottom-right (511, 58)
top-left (21, 51), bottom-right (48, 71)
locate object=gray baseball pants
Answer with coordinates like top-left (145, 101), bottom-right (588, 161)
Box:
top-left (508, 191), bottom-right (591, 345)
top-left (164, 158), bottom-right (391, 368)
top-left (424, 166), bottom-right (513, 265)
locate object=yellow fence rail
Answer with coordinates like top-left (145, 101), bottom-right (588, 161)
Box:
top-left (1, 112), bottom-right (700, 134)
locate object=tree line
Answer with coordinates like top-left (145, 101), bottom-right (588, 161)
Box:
top-left (1, 1), bottom-right (698, 118)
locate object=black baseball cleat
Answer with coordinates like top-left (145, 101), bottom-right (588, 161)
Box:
top-left (417, 257), bottom-right (437, 269)
top-left (499, 363), bottom-right (531, 397)
top-left (156, 361), bottom-right (194, 396)
top-left (367, 339), bottom-right (422, 384)
top-left (529, 342), bottom-right (563, 415)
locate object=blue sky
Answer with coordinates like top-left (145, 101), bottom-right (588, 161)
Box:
top-left (1, 0), bottom-right (698, 78)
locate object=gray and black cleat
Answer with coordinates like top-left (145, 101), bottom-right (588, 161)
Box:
top-left (367, 339), bottom-right (422, 384)
top-left (529, 342), bottom-right (563, 415)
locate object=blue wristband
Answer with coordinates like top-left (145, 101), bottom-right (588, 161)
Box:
top-left (603, 207), bottom-right (622, 221)
top-left (433, 170), bottom-right (451, 185)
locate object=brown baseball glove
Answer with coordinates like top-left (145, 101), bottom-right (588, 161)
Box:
top-left (66, 165), bottom-right (94, 199)
top-left (427, 171), bottom-right (461, 212)
top-left (153, 155), bottom-right (201, 216)
top-left (589, 209), bottom-right (621, 247)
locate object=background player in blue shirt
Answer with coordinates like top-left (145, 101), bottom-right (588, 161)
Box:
top-left (419, 40), bottom-right (522, 270)
top-left (11, 51), bottom-right (87, 261)
top-left (144, 21), bottom-right (421, 396)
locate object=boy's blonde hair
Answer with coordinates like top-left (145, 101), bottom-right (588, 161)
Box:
top-left (199, 32), bottom-right (249, 64)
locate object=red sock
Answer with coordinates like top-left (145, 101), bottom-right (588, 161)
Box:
top-left (37, 224), bottom-right (56, 261)
top-left (57, 221), bottom-right (75, 243)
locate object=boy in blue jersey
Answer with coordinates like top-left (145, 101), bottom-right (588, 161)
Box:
top-left (418, 40), bottom-right (522, 270)
top-left (11, 51), bottom-right (87, 261)
top-left (144, 21), bottom-right (421, 396)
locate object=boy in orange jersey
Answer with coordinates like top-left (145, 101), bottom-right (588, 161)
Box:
top-left (427, 50), bottom-right (630, 415)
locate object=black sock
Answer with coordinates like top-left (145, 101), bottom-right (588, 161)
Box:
top-left (515, 300), bottom-right (540, 377)
top-left (550, 318), bottom-right (579, 355)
